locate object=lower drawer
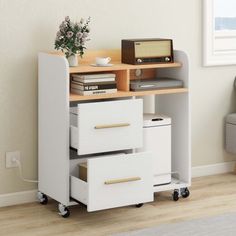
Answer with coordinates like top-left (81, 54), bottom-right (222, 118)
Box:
top-left (70, 152), bottom-right (153, 212)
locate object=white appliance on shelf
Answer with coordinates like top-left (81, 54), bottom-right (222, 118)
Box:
top-left (138, 114), bottom-right (171, 186)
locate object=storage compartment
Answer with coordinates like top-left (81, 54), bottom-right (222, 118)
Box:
top-left (137, 114), bottom-right (171, 186)
top-left (38, 50), bottom-right (190, 217)
top-left (70, 152), bottom-right (153, 212)
top-left (70, 99), bottom-right (143, 155)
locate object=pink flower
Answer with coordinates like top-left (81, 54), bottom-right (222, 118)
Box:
top-left (81, 38), bottom-right (86, 45)
top-left (82, 32), bottom-right (88, 38)
top-left (59, 21), bottom-right (67, 31)
top-left (67, 31), bottom-right (73, 38)
top-left (76, 32), bottom-right (83, 39)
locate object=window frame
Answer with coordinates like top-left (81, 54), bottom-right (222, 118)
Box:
top-left (203, 0), bottom-right (236, 66)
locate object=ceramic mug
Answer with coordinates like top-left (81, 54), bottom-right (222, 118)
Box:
top-left (95, 57), bottom-right (111, 66)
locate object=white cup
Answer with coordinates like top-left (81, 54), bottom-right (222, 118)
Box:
top-left (95, 57), bottom-right (111, 66)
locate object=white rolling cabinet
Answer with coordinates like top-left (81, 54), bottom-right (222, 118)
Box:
top-left (38, 50), bottom-right (190, 217)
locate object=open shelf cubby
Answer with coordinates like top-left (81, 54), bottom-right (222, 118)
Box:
top-left (67, 50), bottom-right (186, 101)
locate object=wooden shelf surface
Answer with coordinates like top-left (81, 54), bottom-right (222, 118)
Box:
top-left (70, 88), bottom-right (188, 101)
top-left (48, 50), bottom-right (182, 73)
top-left (69, 62), bottom-right (182, 74)
top-left (63, 49), bottom-right (186, 101)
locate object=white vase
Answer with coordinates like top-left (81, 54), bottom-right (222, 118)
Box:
top-left (67, 54), bottom-right (78, 67)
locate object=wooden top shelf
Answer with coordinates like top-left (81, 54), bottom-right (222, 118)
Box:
top-left (48, 49), bottom-right (187, 102)
top-left (70, 88), bottom-right (188, 101)
top-left (69, 62), bottom-right (182, 74)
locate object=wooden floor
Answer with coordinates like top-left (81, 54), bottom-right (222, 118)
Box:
top-left (1, 173), bottom-right (236, 236)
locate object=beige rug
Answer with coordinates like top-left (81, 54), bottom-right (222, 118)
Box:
top-left (112, 212), bottom-right (236, 236)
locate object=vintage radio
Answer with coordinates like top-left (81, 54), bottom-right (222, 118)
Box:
top-left (121, 38), bottom-right (174, 65)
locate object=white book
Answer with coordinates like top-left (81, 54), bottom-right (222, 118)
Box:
top-left (71, 82), bottom-right (116, 91)
top-left (72, 77), bottom-right (115, 83)
top-left (71, 88), bottom-right (117, 96)
top-left (72, 73), bottom-right (116, 79)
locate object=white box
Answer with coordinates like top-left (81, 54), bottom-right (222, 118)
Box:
top-left (138, 114), bottom-right (171, 186)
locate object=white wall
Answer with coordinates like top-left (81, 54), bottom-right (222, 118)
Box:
top-left (0, 0), bottom-right (236, 195)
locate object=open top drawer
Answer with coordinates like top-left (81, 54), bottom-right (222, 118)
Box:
top-left (70, 99), bottom-right (143, 155)
top-left (70, 152), bottom-right (153, 212)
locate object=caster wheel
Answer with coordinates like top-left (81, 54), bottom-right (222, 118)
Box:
top-left (58, 204), bottom-right (70, 218)
top-left (136, 203), bottom-right (143, 208)
top-left (181, 188), bottom-right (190, 198)
top-left (37, 192), bottom-right (48, 205)
top-left (173, 190), bottom-right (179, 201)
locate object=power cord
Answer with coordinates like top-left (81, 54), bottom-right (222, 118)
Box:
top-left (12, 158), bottom-right (38, 183)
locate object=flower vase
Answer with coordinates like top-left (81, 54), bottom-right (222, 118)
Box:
top-left (67, 54), bottom-right (78, 67)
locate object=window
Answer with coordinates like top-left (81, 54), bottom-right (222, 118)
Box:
top-left (203, 0), bottom-right (236, 66)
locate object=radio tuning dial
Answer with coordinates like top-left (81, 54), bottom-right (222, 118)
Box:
top-left (165, 57), bottom-right (171, 62)
top-left (137, 58), bottom-right (142, 63)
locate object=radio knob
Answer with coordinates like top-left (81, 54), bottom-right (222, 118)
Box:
top-left (137, 58), bottom-right (142, 63)
top-left (165, 57), bottom-right (171, 62)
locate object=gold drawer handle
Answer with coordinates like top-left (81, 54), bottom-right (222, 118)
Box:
top-left (95, 123), bottom-right (130, 129)
top-left (104, 177), bottom-right (141, 185)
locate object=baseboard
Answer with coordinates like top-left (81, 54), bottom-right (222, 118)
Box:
top-left (192, 161), bottom-right (236, 178)
top-left (0, 190), bottom-right (38, 207)
top-left (0, 162), bottom-right (235, 207)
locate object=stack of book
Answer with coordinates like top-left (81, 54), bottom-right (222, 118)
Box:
top-left (71, 73), bottom-right (117, 95)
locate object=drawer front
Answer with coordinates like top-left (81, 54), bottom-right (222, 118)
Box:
top-left (77, 99), bottom-right (143, 155)
top-left (87, 152), bottom-right (153, 212)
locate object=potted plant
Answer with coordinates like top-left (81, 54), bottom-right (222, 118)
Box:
top-left (54, 16), bottom-right (91, 66)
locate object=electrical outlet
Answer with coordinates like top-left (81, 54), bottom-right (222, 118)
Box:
top-left (6, 151), bottom-right (21, 168)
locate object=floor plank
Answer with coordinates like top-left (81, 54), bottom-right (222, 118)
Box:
top-left (1, 173), bottom-right (236, 236)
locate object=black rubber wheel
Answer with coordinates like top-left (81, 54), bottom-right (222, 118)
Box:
top-left (61, 208), bottom-right (70, 218)
top-left (181, 188), bottom-right (190, 198)
top-left (136, 203), bottom-right (144, 208)
top-left (173, 190), bottom-right (179, 201)
top-left (40, 194), bottom-right (48, 205)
